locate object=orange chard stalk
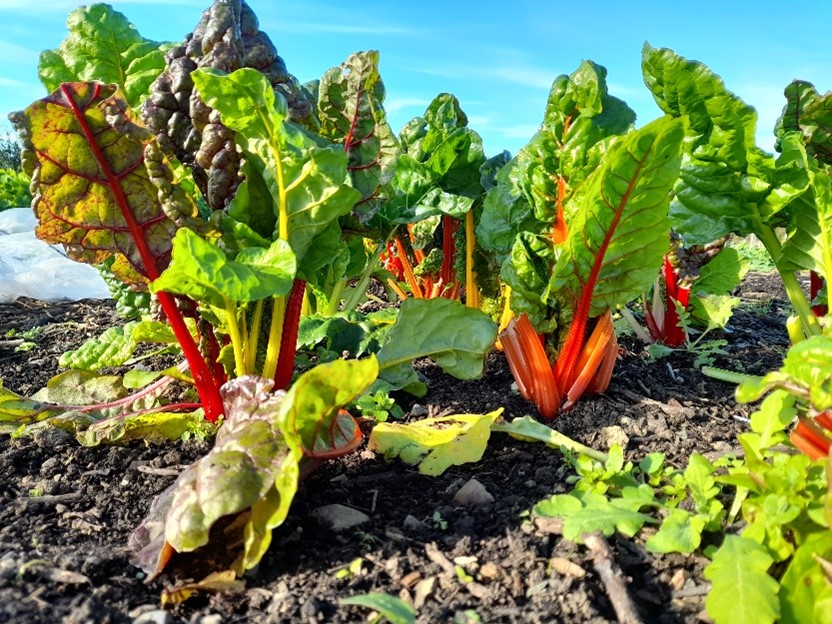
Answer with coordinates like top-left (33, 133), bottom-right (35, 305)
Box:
top-left (394, 236), bottom-right (424, 298)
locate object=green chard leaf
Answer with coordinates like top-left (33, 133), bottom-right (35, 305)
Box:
top-left (151, 228), bottom-right (297, 308)
top-left (704, 535), bottom-right (779, 624)
top-left (779, 531), bottom-right (832, 624)
top-left (317, 50), bottom-right (400, 220)
top-left (38, 4), bottom-right (171, 108)
top-left (775, 80), bottom-right (832, 166)
top-left (548, 115), bottom-right (684, 316)
top-left (376, 298), bottom-right (497, 384)
top-left (191, 68), bottom-right (362, 275)
top-left (641, 44), bottom-right (811, 244)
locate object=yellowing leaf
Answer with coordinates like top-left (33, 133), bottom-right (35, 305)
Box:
top-left (369, 410), bottom-right (501, 476)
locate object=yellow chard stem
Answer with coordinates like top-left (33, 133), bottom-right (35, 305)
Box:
top-left (224, 298), bottom-right (248, 378)
top-left (465, 210), bottom-right (479, 309)
top-left (245, 299), bottom-right (265, 373)
top-left (262, 295), bottom-right (287, 380)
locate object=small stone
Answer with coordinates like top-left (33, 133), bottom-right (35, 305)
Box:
top-left (410, 403), bottom-right (428, 417)
top-left (194, 615), bottom-right (223, 624)
top-left (132, 610), bottom-right (173, 624)
top-left (0, 557), bottom-right (17, 580)
top-left (403, 514), bottom-right (425, 531)
top-left (313, 504), bottom-right (370, 532)
top-left (452, 479), bottom-right (494, 506)
top-left (599, 425), bottom-right (629, 450)
top-left (479, 562), bottom-right (500, 580)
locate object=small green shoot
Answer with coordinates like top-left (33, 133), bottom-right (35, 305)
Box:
top-left (340, 592), bottom-right (415, 624)
top-left (334, 557), bottom-right (364, 580)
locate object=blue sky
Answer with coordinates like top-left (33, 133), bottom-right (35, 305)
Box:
top-left (0, 0), bottom-right (830, 157)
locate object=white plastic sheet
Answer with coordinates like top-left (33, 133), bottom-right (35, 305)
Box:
top-left (0, 208), bottom-right (111, 302)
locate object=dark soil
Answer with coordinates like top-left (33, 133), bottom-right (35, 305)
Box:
top-left (0, 272), bottom-right (793, 623)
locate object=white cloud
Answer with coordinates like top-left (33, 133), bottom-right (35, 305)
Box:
top-left (384, 96), bottom-right (431, 114)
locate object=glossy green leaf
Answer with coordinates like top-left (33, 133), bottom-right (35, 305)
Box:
top-left (704, 535), bottom-right (779, 624)
top-left (376, 298), bottom-right (497, 381)
top-left (775, 80), bottom-right (832, 165)
top-left (642, 44), bottom-right (810, 244)
top-left (191, 68), bottom-right (361, 270)
top-left (151, 228), bottom-right (296, 308)
top-left (279, 357), bottom-right (378, 457)
top-left (58, 320), bottom-right (179, 371)
top-left (369, 410), bottom-right (501, 476)
top-left (317, 50), bottom-right (399, 220)
top-left (38, 4), bottom-right (171, 108)
top-left (549, 116), bottom-right (684, 316)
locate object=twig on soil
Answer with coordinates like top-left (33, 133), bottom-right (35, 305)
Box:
top-left (424, 542), bottom-right (455, 574)
top-left (584, 533), bottom-right (644, 624)
top-left (135, 464), bottom-right (188, 477)
top-left (21, 492), bottom-right (81, 506)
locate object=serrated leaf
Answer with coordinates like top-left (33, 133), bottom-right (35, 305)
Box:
top-left (704, 535), bottom-right (779, 624)
top-left (368, 410), bottom-right (501, 476)
top-left (645, 508), bottom-right (706, 554)
top-left (535, 491), bottom-right (655, 542)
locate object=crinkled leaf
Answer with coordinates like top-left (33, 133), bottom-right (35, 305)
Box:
top-left (161, 570), bottom-right (245, 607)
top-left (399, 93), bottom-right (485, 198)
top-left (38, 4), bottom-right (171, 108)
top-left (779, 159), bottom-right (832, 288)
top-left (549, 116), bottom-right (684, 316)
top-left (477, 156), bottom-right (537, 261)
top-left (646, 508), bottom-right (706, 554)
top-left (151, 228), bottom-right (296, 307)
top-left (368, 410), bottom-right (502, 476)
top-left (376, 298), bottom-right (496, 381)
top-left (58, 320), bottom-right (178, 371)
top-left (317, 50), bottom-right (399, 220)
top-left (642, 44), bottom-right (811, 244)
top-left (501, 231), bottom-right (559, 333)
top-left (779, 531), bottom-right (832, 624)
top-left (141, 0), bottom-right (313, 210)
top-left (10, 82), bottom-right (196, 284)
top-left (775, 80), bottom-right (832, 166)
top-left (704, 535), bottom-right (779, 624)
top-left (129, 376), bottom-right (295, 578)
top-left (191, 68), bottom-right (361, 271)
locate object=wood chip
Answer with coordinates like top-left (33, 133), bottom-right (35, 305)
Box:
top-left (549, 557), bottom-right (586, 578)
top-left (424, 542), bottom-right (455, 574)
top-left (533, 516), bottom-right (564, 534)
top-left (478, 562), bottom-right (500, 580)
top-left (400, 571), bottom-right (421, 589)
top-left (135, 465), bottom-right (184, 477)
top-left (414, 576), bottom-right (436, 609)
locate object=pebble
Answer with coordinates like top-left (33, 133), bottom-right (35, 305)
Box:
top-left (0, 557), bottom-right (17, 580)
top-left (132, 610), bottom-right (173, 624)
top-left (403, 514), bottom-right (426, 531)
top-left (313, 504), bottom-right (370, 532)
top-left (452, 478), bottom-right (494, 506)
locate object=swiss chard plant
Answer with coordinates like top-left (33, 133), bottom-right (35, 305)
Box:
top-left (2, 0), bottom-right (502, 589)
top-left (478, 61), bottom-right (683, 418)
top-left (642, 44), bottom-right (830, 341)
